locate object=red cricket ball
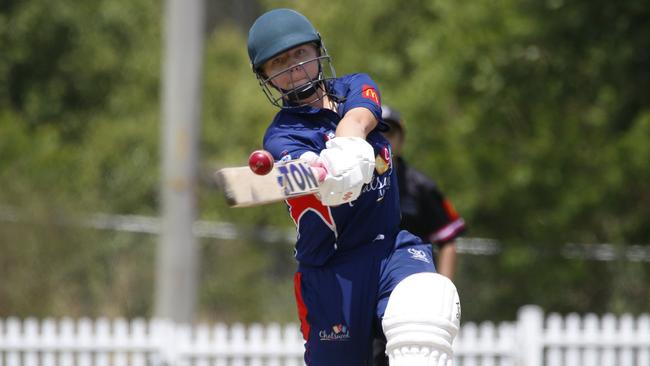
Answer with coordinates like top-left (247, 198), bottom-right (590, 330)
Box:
top-left (248, 149), bottom-right (274, 175)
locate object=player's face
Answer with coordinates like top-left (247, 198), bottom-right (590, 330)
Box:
top-left (262, 44), bottom-right (320, 91)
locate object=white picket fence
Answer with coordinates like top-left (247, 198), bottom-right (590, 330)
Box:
top-left (1, 306), bottom-right (649, 366)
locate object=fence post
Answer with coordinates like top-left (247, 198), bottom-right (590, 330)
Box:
top-left (149, 319), bottom-right (180, 366)
top-left (517, 305), bottom-right (544, 366)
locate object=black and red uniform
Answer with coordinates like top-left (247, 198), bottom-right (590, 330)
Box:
top-left (394, 156), bottom-right (466, 247)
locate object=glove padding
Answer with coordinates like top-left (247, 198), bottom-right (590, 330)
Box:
top-left (317, 137), bottom-right (376, 206)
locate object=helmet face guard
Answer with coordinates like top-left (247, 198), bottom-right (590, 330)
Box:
top-left (256, 45), bottom-right (336, 108)
top-left (247, 9), bottom-right (337, 108)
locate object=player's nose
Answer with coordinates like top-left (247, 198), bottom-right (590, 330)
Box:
top-left (289, 62), bottom-right (307, 76)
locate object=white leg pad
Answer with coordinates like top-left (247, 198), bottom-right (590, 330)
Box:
top-left (382, 273), bottom-right (461, 366)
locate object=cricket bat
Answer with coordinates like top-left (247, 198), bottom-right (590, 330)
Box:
top-left (214, 159), bottom-right (326, 207)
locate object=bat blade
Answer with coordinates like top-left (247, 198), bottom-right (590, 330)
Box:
top-left (215, 159), bottom-right (322, 207)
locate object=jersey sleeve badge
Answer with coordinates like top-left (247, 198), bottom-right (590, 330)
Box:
top-left (362, 84), bottom-right (380, 105)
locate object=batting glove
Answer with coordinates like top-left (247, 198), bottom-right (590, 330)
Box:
top-left (317, 137), bottom-right (376, 206)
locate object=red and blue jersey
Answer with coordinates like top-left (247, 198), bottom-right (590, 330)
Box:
top-left (263, 73), bottom-right (400, 266)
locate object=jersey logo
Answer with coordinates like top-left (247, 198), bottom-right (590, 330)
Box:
top-left (375, 146), bottom-right (392, 175)
top-left (287, 194), bottom-right (336, 232)
top-left (362, 84), bottom-right (380, 105)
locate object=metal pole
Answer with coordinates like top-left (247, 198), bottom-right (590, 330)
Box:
top-left (155, 0), bottom-right (205, 322)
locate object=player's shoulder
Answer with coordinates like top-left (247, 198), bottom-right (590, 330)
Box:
top-left (263, 112), bottom-right (295, 142)
top-left (336, 73), bottom-right (377, 86)
top-left (266, 110), bottom-right (311, 130)
top-left (333, 73), bottom-right (382, 118)
top-left (263, 111), bottom-right (328, 159)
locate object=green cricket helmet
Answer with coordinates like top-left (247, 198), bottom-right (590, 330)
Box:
top-left (247, 8), bottom-right (336, 108)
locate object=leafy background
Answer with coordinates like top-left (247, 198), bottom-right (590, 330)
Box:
top-left (0, 0), bottom-right (648, 322)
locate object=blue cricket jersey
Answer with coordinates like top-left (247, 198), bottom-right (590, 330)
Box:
top-left (263, 73), bottom-right (401, 266)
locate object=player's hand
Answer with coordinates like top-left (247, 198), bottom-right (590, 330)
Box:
top-left (321, 137), bottom-right (375, 183)
top-left (316, 137), bottom-right (376, 206)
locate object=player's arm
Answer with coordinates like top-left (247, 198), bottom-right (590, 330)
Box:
top-left (422, 184), bottom-right (465, 279)
top-left (436, 242), bottom-right (457, 280)
top-left (335, 107), bottom-right (378, 138)
top-left (312, 74), bottom-right (382, 206)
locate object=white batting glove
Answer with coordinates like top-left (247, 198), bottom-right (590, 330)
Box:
top-left (317, 137), bottom-right (376, 206)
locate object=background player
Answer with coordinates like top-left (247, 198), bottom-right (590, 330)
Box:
top-left (373, 104), bottom-right (467, 365)
top-left (247, 8), bottom-right (460, 365)
top-left (380, 105), bottom-right (466, 279)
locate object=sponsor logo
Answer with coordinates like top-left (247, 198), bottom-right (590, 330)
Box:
top-left (408, 248), bottom-right (431, 263)
top-left (279, 154), bottom-right (292, 163)
top-left (342, 191), bottom-right (354, 201)
top-left (276, 161), bottom-right (319, 196)
top-left (375, 146), bottom-right (392, 175)
top-left (319, 324), bottom-right (351, 341)
top-left (362, 175), bottom-right (391, 200)
top-left (362, 84), bottom-right (380, 105)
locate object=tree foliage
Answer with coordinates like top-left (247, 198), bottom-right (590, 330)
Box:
top-left (1, 0), bottom-right (648, 321)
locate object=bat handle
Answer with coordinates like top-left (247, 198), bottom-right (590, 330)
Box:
top-left (310, 166), bottom-right (327, 183)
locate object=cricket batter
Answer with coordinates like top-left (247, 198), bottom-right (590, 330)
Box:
top-left (247, 8), bottom-right (460, 365)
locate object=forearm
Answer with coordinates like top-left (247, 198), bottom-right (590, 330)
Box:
top-left (436, 243), bottom-right (457, 280)
top-left (335, 107), bottom-right (378, 138)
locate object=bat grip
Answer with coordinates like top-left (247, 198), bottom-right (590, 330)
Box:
top-left (310, 166), bottom-right (327, 183)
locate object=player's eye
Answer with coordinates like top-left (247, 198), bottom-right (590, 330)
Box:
top-left (296, 48), bottom-right (311, 60)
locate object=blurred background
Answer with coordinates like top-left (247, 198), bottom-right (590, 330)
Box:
top-left (0, 0), bottom-right (648, 327)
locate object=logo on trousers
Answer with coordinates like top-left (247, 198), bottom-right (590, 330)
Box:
top-left (319, 324), bottom-right (351, 341)
top-left (407, 248), bottom-right (431, 263)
